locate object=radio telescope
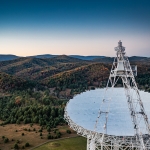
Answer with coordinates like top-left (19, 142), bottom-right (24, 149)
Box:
top-left (64, 41), bottom-right (150, 150)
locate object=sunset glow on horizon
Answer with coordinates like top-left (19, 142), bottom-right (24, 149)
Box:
top-left (0, 0), bottom-right (150, 57)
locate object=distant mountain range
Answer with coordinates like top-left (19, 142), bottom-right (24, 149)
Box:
top-left (30, 54), bottom-right (105, 60)
top-left (0, 54), bottom-right (148, 62)
top-left (0, 55), bottom-right (19, 61)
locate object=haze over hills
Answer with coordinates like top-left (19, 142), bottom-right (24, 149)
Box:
top-left (69, 55), bottom-right (105, 60)
top-left (93, 56), bottom-right (148, 63)
top-left (0, 55), bottom-right (19, 61)
top-left (30, 54), bottom-right (105, 60)
top-left (0, 54), bottom-right (105, 61)
top-left (0, 54), bottom-right (148, 62)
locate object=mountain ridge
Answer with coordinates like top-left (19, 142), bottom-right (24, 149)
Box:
top-left (0, 54), bottom-right (148, 61)
top-left (0, 55), bottom-right (88, 81)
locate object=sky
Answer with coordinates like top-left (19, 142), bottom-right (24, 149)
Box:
top-left (0, 0), bottom-right (150, 57)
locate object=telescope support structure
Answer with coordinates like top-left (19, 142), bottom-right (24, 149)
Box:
top-left (64, 41), bottom-right (150, 150)
top-left (87, 41), bottom-right (150, 150)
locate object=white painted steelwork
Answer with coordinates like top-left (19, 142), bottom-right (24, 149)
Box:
top-left (64, 41), bottom-right (150, 150)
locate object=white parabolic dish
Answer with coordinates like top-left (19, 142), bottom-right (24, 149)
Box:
top-left (66, 88), bottom-right (150, 136)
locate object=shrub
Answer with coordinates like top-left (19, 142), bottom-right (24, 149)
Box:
top-left (38, 129), bottom-right (42, 132)
top-left (56, 131), bottom-right (61, 138)
top-left (14, 143), bottom-right (19, 149)
top-left (22, 146), bottom-right (25, 149)
top-left (4, 138), bottom-right (9, 143)
top-left (25, 142), bottom-right (30, 147)
top-left (54, 135), bottom-right (58, 139)
top-left (66, 130), bottom-right (71, 134)
top-left (47, 134), bottom-right (51, 139)
top-left (54, 129), bottom-right (57, 133)
top-left (22, 133), bottom-right (24, 136)
top-left (47, 127), bottom-right (51, 132)
top-left (16, 120), bottom-right (20, 124)
top-left (16, 140), bottom-right (20, 143)
top-left (2, 136), bottom-right (5, 140)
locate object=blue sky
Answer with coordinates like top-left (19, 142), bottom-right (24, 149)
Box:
top-left (0, 0), bottom-right (150, 57)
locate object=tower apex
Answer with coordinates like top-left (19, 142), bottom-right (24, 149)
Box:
top-left (115, 40), bottom-right (125, 52)
top-left (118, 40), bottom-right (122, 47)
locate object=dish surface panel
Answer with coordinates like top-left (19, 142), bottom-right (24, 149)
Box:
top-left (67, 88), bottom-right (150, 136)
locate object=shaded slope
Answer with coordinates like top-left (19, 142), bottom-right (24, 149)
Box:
top-left (69, 55), bottom-right (105, 60)
top-left (129, 56), bottom-right (147, 61)
top-left (42, 63), bottom-right (110, 90)
top-left (0, 72), bottom-right (35, 91)
top-left (0, 57), bottom-right (52, 74)
top-left (93, 57), bottom-right (114, 63)
top-left (94, 56), bottom-right (148, 63)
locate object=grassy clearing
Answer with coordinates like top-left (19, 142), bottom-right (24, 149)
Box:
top-left (0, 123), bottom-right (76, 150)
top-left (34, 136), bottom-right (86, 150)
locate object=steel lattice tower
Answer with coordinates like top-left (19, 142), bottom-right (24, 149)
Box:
top-left (64, 41), bottom-right (150, 150)
top-left (90, 40), bottom-right (150, 150)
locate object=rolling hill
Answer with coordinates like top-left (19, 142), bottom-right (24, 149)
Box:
top-left (0, 55), bottom-right (89, 81)
top-left (0, 72), bottom-right (36, 91)
top-left (42, 63), bottom-right (110, 91)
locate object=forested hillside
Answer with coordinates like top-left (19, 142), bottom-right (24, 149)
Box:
top-left (0, 72), bottom-right (36, 92)
top-left (42, 63), bottom-right (110, 97)
top-left (0, 55), bottom-right (150, 128)
top-left (0, 55), bottom-right (88, 81)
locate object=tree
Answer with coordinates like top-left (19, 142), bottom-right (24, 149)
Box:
top-left (33, 116), bottom-right (39, 123)
top-left (14, 143), bottom-right (19, 149)
top-left (47, 134), bottom-right (51, 139)
top-left (4, 138), bottom-right (9, 143)
top-left (51, 109), bottom-right (56, 118)
top-left (47, 126), bottom-right (51, 132)
top-left (66, 129), bottom-right (71, 134)
top-left (25, 142), bottom-right (30, 147)
top-left (2, 136), bottom-right (5, 140)
top-left (56, 131), bottom-right (61, 138)
top-left (16, 120), bottom-right (20, 124)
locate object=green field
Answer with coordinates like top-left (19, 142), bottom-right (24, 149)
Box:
top-left (34, 136), bottom-right (87, 150)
